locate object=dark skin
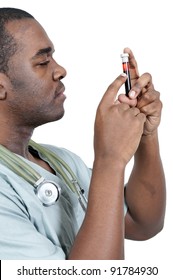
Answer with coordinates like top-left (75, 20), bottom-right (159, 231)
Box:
top-left (118, 48), bottom-right (166, 240)
top-left (0, 19), bottom-right (166, 259)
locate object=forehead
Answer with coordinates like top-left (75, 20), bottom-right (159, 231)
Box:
top-left (6, 18), bottom-right (54, 56)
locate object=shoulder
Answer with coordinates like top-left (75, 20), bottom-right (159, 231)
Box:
top-left (41, 144), bottom-right (92, 175)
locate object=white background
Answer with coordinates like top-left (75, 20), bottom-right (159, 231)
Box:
top-left (1, 0), bottom-right (172, 273)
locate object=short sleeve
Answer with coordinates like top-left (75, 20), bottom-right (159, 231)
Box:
top-left (0, 179), bottom-right (66, 260)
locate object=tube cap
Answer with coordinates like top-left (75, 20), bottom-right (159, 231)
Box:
top-left (120, 53), bottom-right (129, 62)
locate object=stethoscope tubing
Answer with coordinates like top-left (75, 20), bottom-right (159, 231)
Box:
top-left (30, 140), bottom-right (87, 201)
top-left (0, 145), bottom-right (40, 185)
top-left (0, 141), bottom-right (88, 211)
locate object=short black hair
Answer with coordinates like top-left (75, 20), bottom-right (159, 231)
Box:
top-left (0, 8), bottom-right (34, 75)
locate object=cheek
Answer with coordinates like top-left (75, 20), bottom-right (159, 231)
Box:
top-left (11, 73), bottom-right (51, 100)
top-left (8, 63), bottom-right (55, 105)
top-left (10, 70), bottom-right (36, 96)
top-left (9, 61), bottom-right (46, 92)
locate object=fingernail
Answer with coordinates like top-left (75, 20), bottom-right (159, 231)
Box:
top-left (121, 73), bottom-right (127, 77)
top-left (129, 90), bottom-right (136, 98)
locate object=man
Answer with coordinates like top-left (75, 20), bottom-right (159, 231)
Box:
top-left (0, 7), bottom-right (166, 259)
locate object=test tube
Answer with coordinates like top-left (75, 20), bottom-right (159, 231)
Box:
top-left (120, 53), bottom-right (131, 96)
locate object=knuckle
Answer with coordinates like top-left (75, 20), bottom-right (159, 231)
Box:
top-left (131, 107), bottom-right (140, 114)
top-left (155, 89), bottom-right (160, 96)
top-left (160, 100), bottom-right (163, 109)
top-left (156, 100), bottom-right (163, 111)
top-left (140, 106), bottom-right (148, 114)
top-left (142, 92), bottom-right (150, 101)
top-left (133, 82), bottom-right (142, 92)
top-left (144, 72), bottom-right (152, 80)
top-left (137, 112), bottom-right (146, 123)
top-left (120, 103), bottom-right (129, 111)
top-left (149, 88), bottom-right (160, 98)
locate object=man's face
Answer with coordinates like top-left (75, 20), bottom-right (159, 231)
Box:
top-left (5, 19), bottom-right (67, 127)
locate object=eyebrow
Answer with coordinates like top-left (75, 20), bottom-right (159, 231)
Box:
top-left (32, 47), bottom-right (53, 59)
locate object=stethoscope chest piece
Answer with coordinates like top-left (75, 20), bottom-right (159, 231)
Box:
top-left (0, 141), bottom-right (88, 212)
top-left (35, 180), bottom-right (61, 206)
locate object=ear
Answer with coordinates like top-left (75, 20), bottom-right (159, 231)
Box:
top-left (0, 85), bottom-right (7, 100)
top-left (0, 73), bottom-right (8, 100)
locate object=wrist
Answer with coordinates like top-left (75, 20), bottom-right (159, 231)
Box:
top-left (135, 130), bottom-right (160, 160)
top-left (140, 130), bottom-right (158, 144)
top-left (93, 156), bottom-right (126, 173)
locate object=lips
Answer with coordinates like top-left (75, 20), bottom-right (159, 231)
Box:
top-left (55, 84), bottom-right (66, 98)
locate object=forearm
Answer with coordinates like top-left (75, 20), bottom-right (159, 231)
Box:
top-left (68, 158), bottom-right (125, 260)
top-left (125, 131), bottom-right (166, 238)
top-left (69, 72), bottom-right (147, 258)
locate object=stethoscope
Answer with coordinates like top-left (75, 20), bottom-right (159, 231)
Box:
top-left (0, 140), bottom-right (88, 212)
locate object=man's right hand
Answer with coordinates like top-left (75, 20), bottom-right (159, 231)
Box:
top-left (94, 73), bottom-right (146, 166)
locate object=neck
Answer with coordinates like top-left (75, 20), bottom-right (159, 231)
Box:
top-left (0, 123), bottom-right (34, 158)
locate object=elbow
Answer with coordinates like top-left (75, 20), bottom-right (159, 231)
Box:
top-left (142, 221), bottom-right (165, 241)
top-left (125, 212), bottom-right (165, 241)
top-left (141, 211), bottom-right (166, 240)
top-left (134, 220), bottom-right (165, 241)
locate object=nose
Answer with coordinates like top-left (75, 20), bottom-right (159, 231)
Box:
top-left (53, 63), bottom-right (67, 81)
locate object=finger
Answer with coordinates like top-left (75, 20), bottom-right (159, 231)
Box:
top-left (137, 89), bottom-right (160, 109)
top-left (118, 93), bottom-right (137, 107)
top-left (128, 72), bottom-right (154, 99)
top-left (123, 47), bottom-right (140, 79)
top-left (100, 73), bottom-right (128, 107)
top-left (136, 112), bottom-right (146, 124)
top-left (130, 107), bottom-right (141, 116)
top-left (138, 99), bottom-right (162, 116)
top-left (114, 99), bottom-right (120, 105)
top-left (116, 102), bottom-right (130, 111)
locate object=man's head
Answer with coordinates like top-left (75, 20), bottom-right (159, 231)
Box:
top-left (0, 8), bottom-right (34, 76)
top-left (0, 8), bottom-right (66, 128)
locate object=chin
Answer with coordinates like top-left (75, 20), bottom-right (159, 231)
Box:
top-left (50, 109), bottom-right (65, 123)
top-left (34, 110), bottom-right (65, 128)
top-left (57, 109), bottom-right (65, 120)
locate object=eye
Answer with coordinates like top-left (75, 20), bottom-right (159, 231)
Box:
top-left (39, 60), bottom-right (50, 66)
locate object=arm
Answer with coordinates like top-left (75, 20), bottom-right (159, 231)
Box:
top-left (69, 74), bottom-right (146, 259)
top-left (118, 48), bottom-right (166, 240)
top-left (125, 131), bottom-right (166, 240)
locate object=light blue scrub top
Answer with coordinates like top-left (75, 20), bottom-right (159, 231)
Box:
top-left (0, 144), bottom-right (127, 260)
